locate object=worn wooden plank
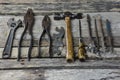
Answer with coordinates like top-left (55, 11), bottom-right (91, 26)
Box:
top-left (0, 69), bottom-right (45, 80)
top-left (0, 69), bottom-right (120, 80)
top-left (0, 59), bottom-right (120, 70)
top-left (0, 1), bottom-right (119, 15)
top-left (0, 12), bottom-right (120, 47)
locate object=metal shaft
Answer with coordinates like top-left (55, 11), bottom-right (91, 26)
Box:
top-left (87, 14), bottom-right (96, 53)
top-left (98, 16), bottom-right (106, 53)
top-left (106, 19), bottom-right (114, 53)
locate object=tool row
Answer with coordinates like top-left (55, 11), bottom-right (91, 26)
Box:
top-left (2, 8), bottom-right (114, 62)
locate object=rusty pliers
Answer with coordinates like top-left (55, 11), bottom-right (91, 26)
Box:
top-left (18, 8), bottom-right (35, 61)
top-left (38, 15), bottom-right (52, 58)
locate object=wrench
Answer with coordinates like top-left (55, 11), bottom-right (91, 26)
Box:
top-left (2, 18), bottom-right (22, 59)
top-left (52, 27), bottom-right (65, 56)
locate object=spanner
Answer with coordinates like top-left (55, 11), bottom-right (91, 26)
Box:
top-left (2, 18), bottom-right (22, 59)
top-left (52, 27), bottom-right (65, 56)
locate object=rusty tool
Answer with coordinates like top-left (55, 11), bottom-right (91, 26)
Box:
top-left (106, 19), bottom-right (114, 53)
top-left (38, 15), bottom-right (52, 58)
top-left (2, 18), bottom-right (22, 59)
top-left (18, 8), bottom-right (35, 61)
top-left (86, 14), bottom-right (96, 54)
top-left (54, 12), bottom-right (83, 62)
top-left (52, 27), bottom-right (65, 56)
top-left (78, 19), bottom-right (86, 62)
top-left (97, 16), bottom-right (106, 53)
top-left (94, 18), bottom-right (101, 56)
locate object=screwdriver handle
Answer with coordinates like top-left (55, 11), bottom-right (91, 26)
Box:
top-left (65, 17), bottom-right (74, 62)
top-left (78, 42), bottom-right (86, 61)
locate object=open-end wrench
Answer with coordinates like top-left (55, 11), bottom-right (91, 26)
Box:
top-left (2, 18), bottom-right (22, 59)
top-left (52, 27), bottom-right (65, 56)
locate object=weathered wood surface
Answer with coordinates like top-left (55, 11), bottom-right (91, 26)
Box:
top-left (0, 0), bottom-right (119, 15)
top-left (0, 59), bottom-right (120, 70)
top-left (0, 12), bottom-right (120, 47)
top-left (0, 12), bottom-right (120, 58)
top-left (0, 69), bottom-right (120, 80)
top-left (1, 47), bottom-right (120, 58)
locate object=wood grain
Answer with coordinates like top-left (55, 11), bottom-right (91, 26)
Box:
top-left (0, 0), bottom-right (119, 15)
top-left (0, 59), bottom-right (120, 70)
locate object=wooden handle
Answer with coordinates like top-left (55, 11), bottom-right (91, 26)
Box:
top-left (65, 17), bottom-right (74, 62)
top-left (78, 42), bottom-right (86, 61)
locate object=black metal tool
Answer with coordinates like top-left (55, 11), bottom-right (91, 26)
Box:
top-left (94, 18), bottom-right (101, 57)
top-left (87, 14), bottom-right (96, 53)
top-left (52, 27), bottom-right (65, 56)
top-left (38, 15), bottom-right (52, 58)
top-left (18, 8), bottom-right (35, 61)
top-left (2, 18), bottom-right (22, 59)
top-left (106, 19), bottom-right (114, 53)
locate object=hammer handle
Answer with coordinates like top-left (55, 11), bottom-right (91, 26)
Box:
top-left (65, 17), bottom-right (74, 62)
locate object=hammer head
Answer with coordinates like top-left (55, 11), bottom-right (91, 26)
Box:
top-left (54, 12), bottom-right (83, 20)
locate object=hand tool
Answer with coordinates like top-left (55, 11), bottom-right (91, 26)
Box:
top-left (94, 18), bottom-right (101, 57)
top-left (97, 16), bottom-right (106, 53)
top-left (2, 18), bottom-right (22, 59)
top-left (106, 19), bottom-right (114, 53)
top-left (52, 27), bottom-right (65, 56)
top-left (78, 19), bottom-right (86, 62)
top-left (86, 14), bottom-right (96, 54)
top-left (54, 12), bottom-right (83, 62)
top-left (38, 15), bottom-right (52, 58)
top-left (18, 8), bottom-right (35, 61)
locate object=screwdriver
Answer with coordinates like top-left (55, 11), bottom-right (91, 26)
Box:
top-left (78, 19), bottom-right (86, 62)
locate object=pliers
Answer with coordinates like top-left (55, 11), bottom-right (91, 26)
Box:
top-left (38, 15), bottom-right (52, 58)
top-left (18, 8), bottom-right (35, 61)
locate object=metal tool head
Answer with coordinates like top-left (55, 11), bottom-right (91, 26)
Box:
top-left (42, 15), bottom-right (51, 29)
top-left (26, 8), bottom-right (34, 16)
top-left (54, 12), bottom-right (83, 20)
top-left (7, 18), bottom-right (23, 29)
top-left (55, 27), bottom-right (65, 38)
top-left (24, 8), bottom-right (34, 24)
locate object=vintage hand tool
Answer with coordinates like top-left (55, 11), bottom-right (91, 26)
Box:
top-left (18, 8), bottom-right (35, 61)
top-left (97, 16), bottom-right (106, 53)
top-left (94, 18), bottom-right (101, 57)
top-left (38, 15), bottom-right (52, 58)
top-left (87, 14), bottom-right (96, 53)
top-left (2, 18), bottom-right (22, 59)
top-left (52, 27), bottom-right (65, 56)
top-left (78, 19), bottom-right (86, 62)
top-left (54, 12), bottom-right (83, 62)
top-left (106, 19), bottom-right (114, 53)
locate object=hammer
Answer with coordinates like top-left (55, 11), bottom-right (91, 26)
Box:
top-left (54, 12), bottom-right (83, 62)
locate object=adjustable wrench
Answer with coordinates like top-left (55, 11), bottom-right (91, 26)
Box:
top-left (2, 18), bottom-right (22, 59)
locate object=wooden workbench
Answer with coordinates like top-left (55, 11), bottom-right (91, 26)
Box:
top-left (0, 0), bottom-right (120, 80)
